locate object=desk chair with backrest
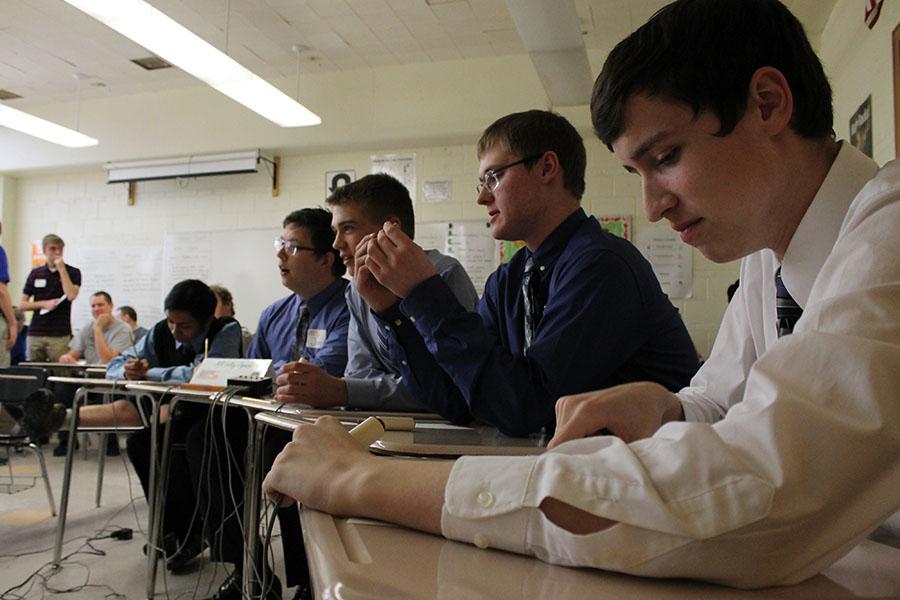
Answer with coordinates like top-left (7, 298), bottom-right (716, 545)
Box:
top-left (0, 366), bottom-right (57, 515)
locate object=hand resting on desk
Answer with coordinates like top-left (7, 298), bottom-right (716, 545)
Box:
top-left (549, 381), bottom-right (685, 448)
top-left (274, 361), bottom-right (348, 407)
top-left (261, 416), bottom-right (615, 540)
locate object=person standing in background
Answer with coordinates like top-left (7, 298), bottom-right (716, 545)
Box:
top-left (19, 234), bottom-right (81, 361)
top-left (0, 222), bottom-right (16, 367)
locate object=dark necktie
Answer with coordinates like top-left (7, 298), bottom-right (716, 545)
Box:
top-left (775, 267), bottom-right (802, 337)
top-left (522, 257), bottom-right (543, 349)
top-left (291, 305), bottom-right (310, 361)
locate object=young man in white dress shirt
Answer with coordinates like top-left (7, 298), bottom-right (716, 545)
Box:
top-left (262, 0), bottom-right (900, 588)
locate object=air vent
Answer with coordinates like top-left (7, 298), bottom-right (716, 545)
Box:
top-left (131, 56), bottom-right (173, 71)
top-left (0, 89), bottom-right (22, 100)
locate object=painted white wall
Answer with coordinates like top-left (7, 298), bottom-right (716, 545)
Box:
top-left (820, 0), bottom-right (899, 165)
top-left (10, 2), bottom-right (895, 361)
top-left (5, 135), bottom-right (737, 359)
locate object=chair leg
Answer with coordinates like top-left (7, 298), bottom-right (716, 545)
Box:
top-left (54, 388), bottom-right (86, 565)
top-left (27, 442), bottom-right (57, 517)
top-left (95, 433), bottom-right (107, 507)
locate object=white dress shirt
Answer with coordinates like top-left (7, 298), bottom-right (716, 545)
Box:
top-left (441, 143), bottom-right (900, 588)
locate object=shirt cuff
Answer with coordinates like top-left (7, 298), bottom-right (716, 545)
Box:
top-left (441, 454), bottom-right (539, 554)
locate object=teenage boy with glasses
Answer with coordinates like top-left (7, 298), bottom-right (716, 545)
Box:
top-left (265, 0), bottom-right (900, 588)
top-left (273, 173), bottom-right (479, 412)
top-left (345, 109), bottom-right (699, 435)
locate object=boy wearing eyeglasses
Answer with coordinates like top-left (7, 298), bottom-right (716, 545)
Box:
top-left (273, 173), bottom-right (479, 412)
top-left (356, 110), bottom-right (699, 435)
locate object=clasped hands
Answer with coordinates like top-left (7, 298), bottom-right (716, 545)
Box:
top-left (352, 222), bottom-right (437, 311)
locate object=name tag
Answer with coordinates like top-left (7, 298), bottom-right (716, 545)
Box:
top-left (34, 278), bottom-right (47, 288)
top-left (306, 329), bottom-right (326, 349)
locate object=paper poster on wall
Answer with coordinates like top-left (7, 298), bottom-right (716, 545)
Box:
top-left (597, 215), bottom-right (632, 240)
top-left (371, 153), bottom-right (416, 202)
top-left (500, 240), bottom-right (525, 263)
top-left (417, 221), bottom-right (499, 295)
top-left (422, 180), bottom-right (451, 203)
top-left (634, 228), bottom-right (693, 298)
top-left (325, 170), bottom-right (355, 198)
top-left (849, 95), bottom-right (873, 158)
top-left (30, 241), bottom-right (46, 268)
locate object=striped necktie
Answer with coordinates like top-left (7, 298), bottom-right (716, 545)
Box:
top-left (291, 305), bottom-right (310, 361)
top-left (775, 267), bottom-right (803, 337)
top-left (522, 257), bottom-right (542, 349)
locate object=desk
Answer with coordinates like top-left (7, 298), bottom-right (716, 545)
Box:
top-left (126, 383), bottom-right (288, 600)
top-left (50, 376), bottom-right (158, 566)
top-left (21, 361), bottom-right (106, 377)
top-left (299, 510), bottom-right (900, 599)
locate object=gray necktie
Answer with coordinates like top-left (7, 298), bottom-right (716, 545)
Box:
top-left (522, 257), bottom-right (542, 349)
top-left (291, 305), bottom-right (310, 361)
top-left (775, 268), bottom-right (802, 337)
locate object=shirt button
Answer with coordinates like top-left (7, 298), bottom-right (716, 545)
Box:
top-left (476, 491), bottom-right (494, 508)
top-left (401, 360), bottom-right (407, 366)
top-left (409, 316), bottom-right (416, 323)
top-left (384, 325), bottom-right (391, 331)
top-left (394, 319), bottom-right (402, 326)
top-left (473, 534), bottom-right (490, 549)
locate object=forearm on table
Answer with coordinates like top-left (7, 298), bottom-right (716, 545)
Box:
top-left (345, 457), bottom-right (454, 535)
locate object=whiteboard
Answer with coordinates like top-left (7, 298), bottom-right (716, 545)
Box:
top-left (162, 227), bottom-right (286, 333)
top-left (66, 245), bottom-right (164, 334)
top-left (66, 222), bottom-right (499, 336)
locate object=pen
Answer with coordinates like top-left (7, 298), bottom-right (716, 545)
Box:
top-left (204, 338), bottom-right (208, 360)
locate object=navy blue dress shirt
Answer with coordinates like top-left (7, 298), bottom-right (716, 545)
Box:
top-left (385, 208), bottom-right (700, 436)
top-left (247, 277), bottom-right (350, 377)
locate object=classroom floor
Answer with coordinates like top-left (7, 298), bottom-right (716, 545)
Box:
top-left (0, 435), bottom-right (289, 599)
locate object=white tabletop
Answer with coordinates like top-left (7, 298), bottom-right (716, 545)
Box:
top-left (299, 509), bottom-right (900, 599)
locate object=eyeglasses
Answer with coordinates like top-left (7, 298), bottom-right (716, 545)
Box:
top-left (274, 238), bottom-right (318, 256)
top-left (476, 153), bottom-right (545, 195)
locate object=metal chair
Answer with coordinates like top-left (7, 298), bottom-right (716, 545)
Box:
top-left (0, 366), bottom-right (57, 516)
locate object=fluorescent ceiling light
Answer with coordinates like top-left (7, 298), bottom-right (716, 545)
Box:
top-left (64, 0), bottom-right (321, 128)
top-left (0, 103), bottom-right (98, 148)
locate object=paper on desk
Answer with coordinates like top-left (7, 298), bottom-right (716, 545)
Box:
top-left (38, 295), bottom-right (66, 315)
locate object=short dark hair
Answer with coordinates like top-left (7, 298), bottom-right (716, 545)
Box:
top-left (477, 110), bottom-right (586, 200)
top-left (91, 291), bottom-right (113, 305)
top-left (118, 305), bottom-right (138, 321)
top-left (283, 208), bottom-right (346, 277)
top-left (325, 173), bottom-right (416, 239)
top-left (591, 0), bottom-right (833, 149)
top-left (164, 279), bottom-right (217, 324)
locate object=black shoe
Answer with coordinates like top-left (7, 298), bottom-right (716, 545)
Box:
top-left (291, 584), bottom-right (312, 600)
top-left (143, 531), bottom-right (179, 557)
top-left (105, 435), bottom-right (120, 456)
top-left (166, 533), bottom-right (206, 573)
top-left (207, 570), bottom-right (282, 600)
top-left (52, 436), bottom-right (79, 457)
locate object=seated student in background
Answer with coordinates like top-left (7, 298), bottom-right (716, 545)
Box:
top-left (59, 291), bottom-right (132, 365)
top-left (210, 284), bottom-right (254, 352)
top-left (115, 304), bottom-right (147, 341)
top-left (353, 110), bottom-right (698, 434)
top-left (263, 0), bottom-right (900, 588)
top-left (55, 290), bottom-right (134, 455)
top-left (72, 279), bottom-right (243, 571)
top-left (189, 208), bottom-right (349, 600)
top-left (274, 173), bottom-right (478, 411)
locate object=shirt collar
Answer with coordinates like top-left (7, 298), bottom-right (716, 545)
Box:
top-left (781, 141), bottom-right (879, 308)
top-left (528, 207), bottom-right (588, 266)
top-left (299, 277), bottom-right (346, 318)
